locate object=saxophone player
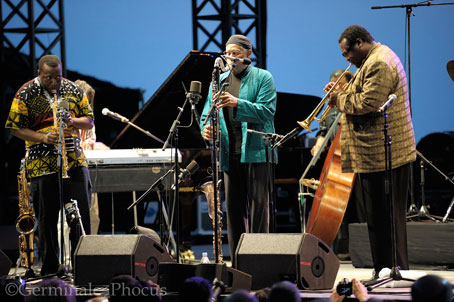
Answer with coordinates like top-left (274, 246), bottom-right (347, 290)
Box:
top-left (200, 35), bottom-right (278, 266)
top-left (5, 55), bottom-right (94, 276)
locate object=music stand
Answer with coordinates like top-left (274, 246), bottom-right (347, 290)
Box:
top-left (248, 129), bottom-right (282, 233)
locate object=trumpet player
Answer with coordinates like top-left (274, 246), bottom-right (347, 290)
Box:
top-left (326, 25), bottom-right (415, 284)
top-left (200, 35), bottom-right (277, 266)
top-left (5, 55), bottom-right (94, 276)
top-left (310, 69), bottom-right (352, 156)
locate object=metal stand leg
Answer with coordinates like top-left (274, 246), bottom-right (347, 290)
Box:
top-left (442, 195), bottom-right (454, 223)
top-left (407, 160), bottom-right (439, 221)
top-left (111, 192), bottom-right (115, 235)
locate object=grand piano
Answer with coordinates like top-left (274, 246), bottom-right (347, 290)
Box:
top-left (98, 51), bottom-right (322, 234)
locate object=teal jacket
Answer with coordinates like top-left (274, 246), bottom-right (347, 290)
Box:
top-left (200, 65), bottom-right (278, 171)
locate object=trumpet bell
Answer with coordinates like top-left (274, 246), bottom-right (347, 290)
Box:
top-left (297, 119), bottom-right (312, 132)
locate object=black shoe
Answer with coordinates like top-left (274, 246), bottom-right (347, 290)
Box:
top-left (360, 270), bottom-right (380, 286)
top-left (337, 253), bottom-right (351, 261)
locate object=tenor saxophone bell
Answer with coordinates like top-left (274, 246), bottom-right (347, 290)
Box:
top-left (16, 214), bottom-right (37, 235)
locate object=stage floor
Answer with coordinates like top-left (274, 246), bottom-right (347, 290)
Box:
top-left (8, 259), bottom-right (454, 301)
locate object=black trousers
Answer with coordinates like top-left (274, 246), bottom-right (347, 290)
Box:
top-left (224, 155), bottom-right (269, 266)
top-left (354, 163), bottom-right (410, 272)
top-left (31, 166), bottom-right (91, 275)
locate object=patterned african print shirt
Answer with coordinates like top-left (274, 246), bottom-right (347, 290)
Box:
top-left (5, 77), bottom-right (94, 178)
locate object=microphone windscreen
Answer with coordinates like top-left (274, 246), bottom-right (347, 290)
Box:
top-left (186, 160), bottom-right (200, 175)
top-left (190, 81), bottom-right (202, 94)
top-left (101, 108), bottom-right (109, 115)
top-left (242, 58), bottom-right (252, 65)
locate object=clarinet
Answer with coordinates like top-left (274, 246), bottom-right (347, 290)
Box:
top-left (210, 58), bottom-right (224, 263)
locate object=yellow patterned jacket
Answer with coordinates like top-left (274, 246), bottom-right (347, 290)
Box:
top-left (336, 43), bottom-right (416, 173)
top-left (5, 77), bottom-right (94, 178)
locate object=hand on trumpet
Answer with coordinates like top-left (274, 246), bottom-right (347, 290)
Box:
top-left (324, 81), bottom-right (342, 107)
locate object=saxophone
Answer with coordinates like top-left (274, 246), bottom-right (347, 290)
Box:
top-left (52, 92), bottom-right (70, 178)
top-left (16, 158), bottom-right (37, 267)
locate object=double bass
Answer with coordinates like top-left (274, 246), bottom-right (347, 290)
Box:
top-left (305, 124), bottom-right (355, 246)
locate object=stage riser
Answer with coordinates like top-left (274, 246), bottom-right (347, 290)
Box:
top-left (349, 222), bottom-right (454, 268)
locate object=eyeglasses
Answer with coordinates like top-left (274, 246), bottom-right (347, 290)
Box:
top-left (342, 44), bottom-right (354, 58)
top-left (223, 50), bottom-right (243, 57)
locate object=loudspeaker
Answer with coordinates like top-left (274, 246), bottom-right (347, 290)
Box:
top-left (158, 263), bottom-right (251, 293)
top-left (235, 233), bottom-right (339, 290)
top-left (0, 249), bottom-right (12, 277)
top-left (74, 234), bottom-right (173, 286)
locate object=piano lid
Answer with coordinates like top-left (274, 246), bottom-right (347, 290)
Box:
top-left (111, 51), bottom-right (219, 149)
top-left (111, 51), bottom-right (322, 150)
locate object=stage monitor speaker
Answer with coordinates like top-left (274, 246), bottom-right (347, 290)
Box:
top-left (158, 263), bottom-right (251, 293)
top-left (74, 234), bottom-right (173, 286)
top-left (235, 233), bottom-right (339, 290)
top-left (0, 249), bottom-right (12, 277)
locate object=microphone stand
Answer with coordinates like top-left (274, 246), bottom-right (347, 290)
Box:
top-left (37, 97), bottom-right (69, 279)
top-left (181, 81), bottom-right (209, 149)
top-left (367, 105), bottom-right (414, 290)
top-left (56, 100), bottom-right (68, 277)
top-left (108, 112), bottom-right (166, 146)
top-left (371, 0), bottom-right (454, 221)
top-left (413, 150), bottom-right (454, 223)
top-left (127, 167), bottom-right (177, 252)
top-left (161, 91), bottom-right (194, 263)
top-left (248, 129), bottom-right (283, 233)
top-left (406, 158), bottom-right (439, 221)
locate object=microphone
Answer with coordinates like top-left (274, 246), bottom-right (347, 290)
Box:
top-left (211, 279), bottom-right (225, 302)
top-left (187, 81), bottom-right (202, 105)
top-left (378, 94), bottom-right (397, 113)
top-left (274, 127), bottom-right (300, 148)
top-left (102, 108), bottom-right (129, 123)
top-left (171, 160), bottom-right (200, 190)
top-left (222, 55), bottom-right (252, 65)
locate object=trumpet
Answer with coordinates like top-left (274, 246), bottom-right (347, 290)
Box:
top-left (297, 64), bottom-right (353, 131)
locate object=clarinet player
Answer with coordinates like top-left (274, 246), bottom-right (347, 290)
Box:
top-left (200, 35), bottom-right (278, 266)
